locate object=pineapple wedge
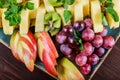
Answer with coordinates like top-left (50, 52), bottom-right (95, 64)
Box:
top-left (74, 1), bottom-right (83, 22)
top-left (35, 5), bottom-right (46, 32)
top-left (20, 9), bottom-right (30, 34)
top-left (91, 0), bottom-right (103, 33)
top-left (2, 9), bottom-right (14, 35)
top-left (106, 13), bottom-right (119, 29)
top-left (112, 0), bottom-right (120, 28)
top-left (56, 7), bottom-right (71, 26)
top-left (43, 0), bottom-right (55, 12)
top-left (29, 0), bottom-right (40, 19)
top-left (82, 0), bottom-right (90, 17)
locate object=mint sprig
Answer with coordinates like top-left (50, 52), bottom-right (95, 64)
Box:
top-left (99, 0), bottom-right (119, 22)
top-left (0, 0), bottom-right (34, 26)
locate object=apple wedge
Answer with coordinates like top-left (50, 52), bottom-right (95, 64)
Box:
top-left (10, 31), bottom-right (20, 61)
top-left (57, 58), bottom-right (85, 80)
top-left (42, 49), bottom-right (57, 76)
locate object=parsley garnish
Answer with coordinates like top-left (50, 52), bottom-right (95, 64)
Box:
top-left (0, 0), bottom-right (34, 26)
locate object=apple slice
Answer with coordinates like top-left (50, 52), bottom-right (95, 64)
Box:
top-left (20, 37), bottom-right (36, 61)
top-left (42, 49), bottom-right (57, 76)
top-left (38, 35), bottom-right (57, 65)
top-left (39, 32), bottom-right (58, 58)
top-left (23, 50), bottom-right (34, 72)
top-left (10, 31), bottom-right (20, 61)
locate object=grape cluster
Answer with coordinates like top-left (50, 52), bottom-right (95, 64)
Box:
top-left (55, 18), bottom-right (115, 75)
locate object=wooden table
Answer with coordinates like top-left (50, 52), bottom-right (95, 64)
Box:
top-left (0, 38), bottom-right (120, 80)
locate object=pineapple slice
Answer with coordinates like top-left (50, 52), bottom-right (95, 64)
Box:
top-left (112, 0), bottom-right (120, 28)
top-left (20, 9), bottom-right (30, 34)
top-left (35, 5), bottom-right (46, 32)
top-left (2, 9), bottom-right (14, 35)
top-left (56, 7), bottom-right (71, 26)
top-left (82, 0), bottom-right (90, 17)
top-left (74, 1), bottom-right (83, 22)
top-left (91, 0), bottom-right (103, 33)
top-left (106, 13), bottom-right (119, 28)
top-left (43, 0), bottom-right (55, 12)
top-left (29, 0), bottom-right (40, 19)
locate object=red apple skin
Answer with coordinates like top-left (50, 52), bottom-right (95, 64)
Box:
top-left (20, 37), bottom-right (37, 61)
top-left (42, 49), bottom-right (57, 76)
top-left (40, 32), bottom-right (59, 58)
top-left (38, 36), bottom-right (57, 65)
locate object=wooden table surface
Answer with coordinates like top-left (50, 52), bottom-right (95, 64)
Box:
top-left (0, 38), bottom-right (120, 80)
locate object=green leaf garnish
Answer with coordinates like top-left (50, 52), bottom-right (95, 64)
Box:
top-left (61, 0), bottom-right (75, 5)
top-left (0, 0), bottom-right (34, 26)
top-left (63, 10), bottom-right (72, 23)
top-left (26, 2), bottom-right (34, 10)
top-left (74, 30), bottom-right (84, 50)
top-left (106, 7), bottom-right (119, 22)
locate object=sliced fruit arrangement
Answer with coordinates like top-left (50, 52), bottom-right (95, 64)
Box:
top-left (57, 57), bottom-right (85, 80)
top-left (10, 30), bottom-right (37, 72)
top-left (35, 31), bottom-right (58, 76)
top-left (55, 18), bottom-right (115, 75)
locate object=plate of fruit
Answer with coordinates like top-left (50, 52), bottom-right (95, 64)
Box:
top-left (0, 0), bottom-right (120, 80)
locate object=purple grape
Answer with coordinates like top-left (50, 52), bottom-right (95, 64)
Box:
top-left (60, 44), bottom-right (72, 56)
top-left (84, 18), bottom-right (93, 28)
top-left (80, 64), bottom-right (91, 75)
top-left (88, 54), bottom-right (99, 65)
top-left (95, 47), bottom-right (105, 57)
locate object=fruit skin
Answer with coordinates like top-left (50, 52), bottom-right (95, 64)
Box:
top-left (81, 42), bottom-right (94, 56)
top-left (80, 64), bottom-right (91, 75)
top-left (97, 27), bottom-right (108, 37)
top-left (95, 47), bottom-right (105, 57)
top-left (35, 31), bottom-right (58, 76)
top-left (103, 36), bottom-right (115, 49)
top-left (10, 31), bottom-right (37, 72)
top-left (57, 58), bottom-right (85, 80)
top-left (75, 54), bottom-right (87, 66)
top-left (82, 28), bottom-right (95, 41)
top-left (88, 54), bottom-right (99, 65)
top-left (92, 35), bottom-right (103, 48)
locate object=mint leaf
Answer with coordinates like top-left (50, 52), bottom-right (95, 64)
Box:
top-left (106, 7), bottom-right (119, 22)
top-left (48, 0), bottom-right (63, 7)
top-left (61, 0), bottom-right (75, 5)
top-left (26, 2), bottom-right (34, 10)
top-left (63, 10), bottom-right (72, 23)
top-left (105, 1), bottom-right (114, 8)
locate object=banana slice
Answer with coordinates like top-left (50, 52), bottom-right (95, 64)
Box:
top-left (91, 0), bottom-right (103, 33)
top-left (2, 9), bottom-right (14, 35)
top-left (35, 4), bottom-right (46, 32)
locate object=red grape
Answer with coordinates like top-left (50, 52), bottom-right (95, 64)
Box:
top-left (75, 54), bottom-right (87, 66)
top-left (92, 35), bottom-right (103, 48)
top-left (62, 25), bottom-right (74, 35)
top-left (66, 53), bottom-right (76, 61)
top-left (73, 21), bottom-right (85, 32)
top-left (56, 31), bottom-right (67, 44)
top-left (103, 36), bottom-right (115, 49)
top-left (81, 42), bottom-right (94, 56)
top-left (84, 18), bottom-right (93, 28)
top-left (60, 44), bottom-right (72, 56)
top-left (82, 28), bottom-right (95, 41)
top-left (67, 36), bottom-right (78, 48)
top-left (80, 64), bottom-right (91, 75)
top-left (88, 54), bottom-right (99, 65)
top-left (95, 47), bottom-right (105, 57)
top-left (97, 27), bottom-right (108, 37)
